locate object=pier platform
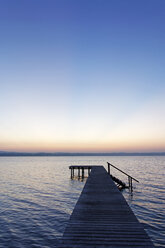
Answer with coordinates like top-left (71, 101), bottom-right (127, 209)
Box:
top-left (61, 166), bottom-right (154, 247)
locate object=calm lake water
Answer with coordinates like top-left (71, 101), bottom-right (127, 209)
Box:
top-left (0, 156), bottom-right (164, 247)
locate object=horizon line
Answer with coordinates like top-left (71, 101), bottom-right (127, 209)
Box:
top-left (0, 151), bottom-right (165, 156)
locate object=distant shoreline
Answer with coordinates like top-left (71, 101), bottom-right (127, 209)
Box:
top-left (0, 151), bottom-right (165, 156)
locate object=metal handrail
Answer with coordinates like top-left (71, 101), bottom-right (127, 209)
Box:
top-left (107, 162), bottom-right (139, 183)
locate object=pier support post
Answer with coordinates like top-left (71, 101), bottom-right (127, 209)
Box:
top-left (82, 168), bottom-right (84, 178)
top-left (71, 168), bottom-right (73, 179)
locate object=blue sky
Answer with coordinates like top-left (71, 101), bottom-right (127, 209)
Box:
top-left (0, 0), bottom-right (165, 152)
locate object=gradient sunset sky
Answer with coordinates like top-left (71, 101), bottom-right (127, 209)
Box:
top-left (0, 0), bottom-right (165, 152)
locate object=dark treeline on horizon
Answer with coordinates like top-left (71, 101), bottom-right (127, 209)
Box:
top-left (0, 151), bottom-right (165, 157)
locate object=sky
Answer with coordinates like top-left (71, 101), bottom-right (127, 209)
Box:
top-left (0, 0), bottom-right (165, 153)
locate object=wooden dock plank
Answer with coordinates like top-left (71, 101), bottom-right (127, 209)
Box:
top-left (60, 166), bottom-right (154, 247)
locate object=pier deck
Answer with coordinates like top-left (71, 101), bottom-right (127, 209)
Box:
top-left (61, 166), bottom-right (154, 247)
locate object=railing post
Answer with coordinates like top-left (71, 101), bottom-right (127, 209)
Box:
top-left (107, 163), bottom-right (110, 175)
top-left (130, 178), bottom-right (133, 192)
top-left (128, 176), bottom-right (133, 192)
top-left (128, 176), bottom-right (130, 188)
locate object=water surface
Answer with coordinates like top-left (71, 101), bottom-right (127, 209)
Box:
top-left (0, 156), bottom-right (164, 247)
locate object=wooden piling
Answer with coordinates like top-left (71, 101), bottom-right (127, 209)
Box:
top-left (88, 167), bottom-right (90, 176)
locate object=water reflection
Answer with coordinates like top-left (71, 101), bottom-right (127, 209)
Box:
top-left (0, 156), bottom-right (164, 247)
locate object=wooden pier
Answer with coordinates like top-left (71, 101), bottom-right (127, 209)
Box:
top-left (61, 166), bottom-right (154, 247)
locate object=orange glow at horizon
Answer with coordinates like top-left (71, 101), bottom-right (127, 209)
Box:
top-left (1, 139), bottom-right (165, 153)
top-left (1, 90), bottom-right (165, 154)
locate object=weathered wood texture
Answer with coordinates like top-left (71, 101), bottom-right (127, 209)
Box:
top-left (61, 166), bottom-right (154, 247)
